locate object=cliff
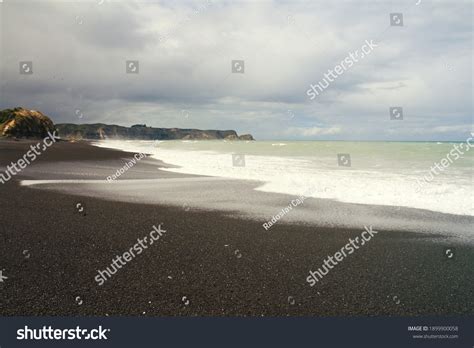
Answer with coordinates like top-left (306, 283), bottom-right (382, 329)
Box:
top-left (0, 107), bottom-right (255, 141)
top-left (0, 107), bottom-right (56, 139)
top-left (56, 123), bottom-right (255, 141)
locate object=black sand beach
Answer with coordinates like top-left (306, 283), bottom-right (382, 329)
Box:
top-left (1, 140), bottom-right (473, 316)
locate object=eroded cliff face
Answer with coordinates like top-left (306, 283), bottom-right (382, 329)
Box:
top-left (56, 123), bottom-right (255, 141)
top-left (238, 134), bottom-right (254, 141)
top-left (0, 108), bottom-right (56, 139)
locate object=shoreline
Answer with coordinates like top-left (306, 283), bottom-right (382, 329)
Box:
top-left (91, 138), bottom-right (474, 217)
top-left (5, 138), bottom-right (474, 242)
top-left (1, 139), bottom-right (473, 316)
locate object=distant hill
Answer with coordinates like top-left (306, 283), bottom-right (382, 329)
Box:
top-left (0, 107), bottom-right (254, 141)
top-left (0, 107), bottom-right (56, 139)
top-left (56, 123), bottom-right (255, 141)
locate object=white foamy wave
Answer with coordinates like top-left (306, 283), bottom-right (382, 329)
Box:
top-left (93, 140), bottom-right (473, 216)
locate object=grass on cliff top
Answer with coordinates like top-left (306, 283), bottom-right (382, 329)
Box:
top-left (0, 110), bottom-right (14, 125)
top-left (0, 108), bottom-right (24, 125)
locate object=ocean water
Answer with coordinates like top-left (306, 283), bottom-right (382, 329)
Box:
top-left (93, 140), bottom-right (474, 216)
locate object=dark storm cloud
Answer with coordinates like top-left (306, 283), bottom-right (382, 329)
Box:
top-left (0, 0), bottom-right (472, 140)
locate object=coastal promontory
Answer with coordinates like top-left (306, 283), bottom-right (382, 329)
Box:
top-left (0, 108), bottom-right (254, 141)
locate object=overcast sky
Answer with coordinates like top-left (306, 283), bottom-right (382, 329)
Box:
top-left (0, 0), bottom-right (472, 140)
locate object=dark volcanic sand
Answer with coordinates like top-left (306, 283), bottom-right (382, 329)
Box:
top-left (0, 140), bottom-right (473, 316)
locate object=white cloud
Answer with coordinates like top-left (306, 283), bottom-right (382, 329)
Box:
top-left (284, 126), bottom-right (342, 137)
top-left (0, 0), bottom-right (471, 140)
